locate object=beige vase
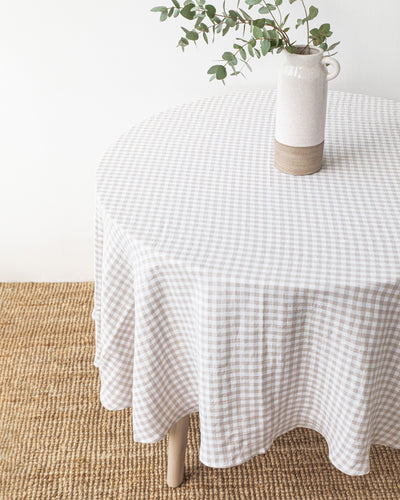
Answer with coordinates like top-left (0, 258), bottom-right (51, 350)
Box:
top-left (274, 45), bottom-right (340, 175)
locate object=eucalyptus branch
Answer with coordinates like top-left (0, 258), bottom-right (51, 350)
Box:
top-left (151, 0), bottom-right (340, 82)
top-left (219, 40), bottom-right (254, 82)
top-left (198, 6), bottom-right (291, 46)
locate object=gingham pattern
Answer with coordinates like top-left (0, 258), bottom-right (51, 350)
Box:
top-left (93, 90), bottom-right (400, 476)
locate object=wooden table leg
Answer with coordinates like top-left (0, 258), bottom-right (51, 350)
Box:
top-left (167, 414), bottom-right (190, 487)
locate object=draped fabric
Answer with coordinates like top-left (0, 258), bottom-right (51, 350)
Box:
top-left (93, 90), bottom-right (400, 475)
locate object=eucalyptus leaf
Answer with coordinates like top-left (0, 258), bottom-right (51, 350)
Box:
top-left (308, 6), bottom-right (318, 20)
top-left (205, 4), bottom-right (216, 19)
top-left (261, 39), bottom-right (271, 55)
top-left (239, 8), bottom-right (252, 20)
top-left (222, 24), bottom-right (230, 36)
top-left (320, 23), bottom-right (331, 34)
top-left (223, 51), bottom-right (238, 64)
top-left (181, 3), bottom-right (196, 19)
top-left (229, 10), bottom-right (239, 21)
top-left (222, 51), bottom-right (234, 60)
top-left (253, 26), bottom-right (263, 38)
top-left (177, 37), bottom-right (189, 50)
top-left (216, 65), bottom-right (227, 79)
top-left (243, 60), bottom-right (252, 72)
top-left (254, 18), bottom-right (266, 28)
top-left (186, 30), bottom-right (199, 40)
top-left (207, 64), bottom-right (221, 74)
top-left (327, 41), bottom-right (340, 51)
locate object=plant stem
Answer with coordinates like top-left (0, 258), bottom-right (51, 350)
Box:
top-left (299, 0), bottom-right (310, 53)
top-left (276, 4), bottom-right (282, 25)
top-left (263, 1), bottom-right (279, 28)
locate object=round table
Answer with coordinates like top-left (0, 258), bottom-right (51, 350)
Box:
top-left (93, 90), bottom-right (400, 480)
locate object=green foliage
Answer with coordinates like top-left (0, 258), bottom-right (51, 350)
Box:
top-left (205, 4), bottom-right (216, 18)
top-left (296, 5), bottom-right (318, 28)
top-left (151, 0), bottom-right (339, 82)
top-left (207, 64), bottom-right (227, 80)
top-left (180, 3), bottom-right (196, 19)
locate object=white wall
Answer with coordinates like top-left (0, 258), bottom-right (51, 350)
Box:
top-left (1, 0), bottom-right (399, 281)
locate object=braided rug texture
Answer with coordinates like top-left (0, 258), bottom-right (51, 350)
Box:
top-left (0, 282), bottom-right (399, 499)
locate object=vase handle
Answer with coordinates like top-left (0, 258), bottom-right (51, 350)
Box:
top-left (322, 56), bottom-right (341, 81)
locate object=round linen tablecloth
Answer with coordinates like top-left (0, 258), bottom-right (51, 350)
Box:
top-left (93, 90), bottom-right (400, 476)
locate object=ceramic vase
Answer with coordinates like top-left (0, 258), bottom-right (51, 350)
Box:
top-left (274, 45), bottom-right (340, 175)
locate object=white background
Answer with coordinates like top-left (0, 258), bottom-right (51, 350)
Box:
top-left (1, 0), bottom-right (399, 281)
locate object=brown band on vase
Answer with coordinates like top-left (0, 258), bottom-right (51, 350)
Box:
top-left (274, 140), bottom-right (324, 175)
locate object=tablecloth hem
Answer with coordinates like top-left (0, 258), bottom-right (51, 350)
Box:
top-left (129, 411), bottom-right (379, 476)
top-left (129, 416), bottom-right (379, 476)
top-left (198, 422), bottom-right (373, 476)
top-left (131, 407), bottom-right (199, 444)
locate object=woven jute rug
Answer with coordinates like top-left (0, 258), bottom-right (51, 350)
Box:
top-left (1, 283), bottom-right (399, 499)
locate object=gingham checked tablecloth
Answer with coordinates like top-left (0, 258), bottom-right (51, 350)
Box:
top-left (93, 90), bottom-right (400, 476)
